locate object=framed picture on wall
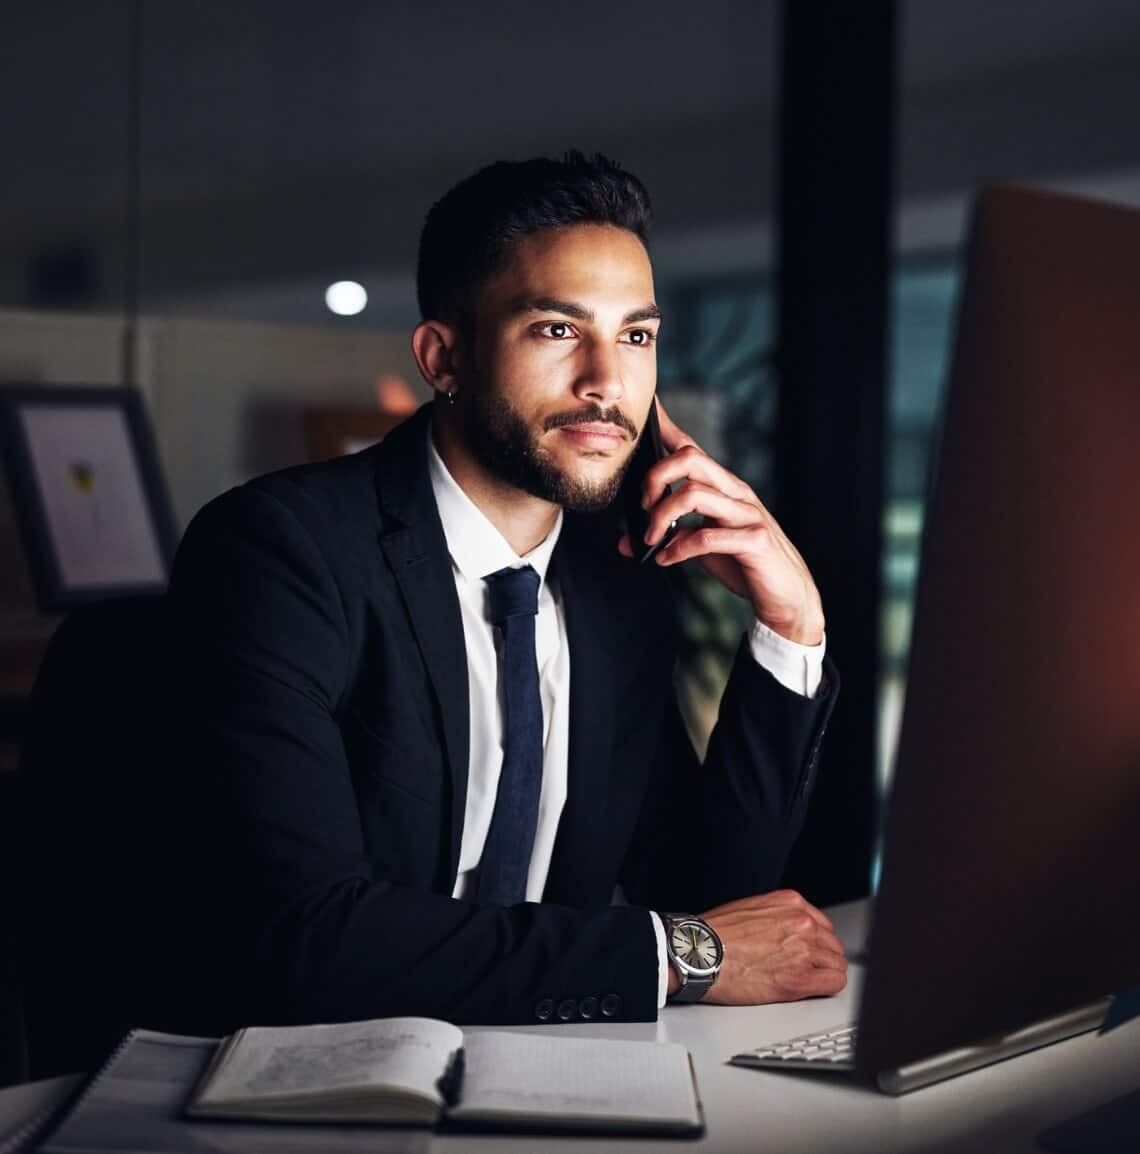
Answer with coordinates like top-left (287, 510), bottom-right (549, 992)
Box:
top-left (0, 385), bottom-right (178, 611)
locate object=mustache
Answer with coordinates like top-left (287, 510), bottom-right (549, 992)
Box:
top-left (543, 404), bottom-right (638, 439)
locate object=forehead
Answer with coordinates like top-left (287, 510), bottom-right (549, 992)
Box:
top-left (480, 224), bottom-right (655, 315)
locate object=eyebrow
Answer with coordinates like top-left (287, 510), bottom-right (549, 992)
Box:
top-left (515, 297), bottom-right (662, 326)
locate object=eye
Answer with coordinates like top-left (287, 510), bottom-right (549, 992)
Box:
top-left (622, 328), bottom-right (657, 347)
top-left (536, 321), bottom-right (576, 340)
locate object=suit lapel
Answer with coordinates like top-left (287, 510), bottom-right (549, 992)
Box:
top-left (371, 414), bottom-right (639, 899)
top-left (374, 408), bottom-right (470, 885)
top-left (543, 521), bottom-right (624, 904)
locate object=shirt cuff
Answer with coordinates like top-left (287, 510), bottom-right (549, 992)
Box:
top-left (649, 911), bottom-right (670, 1009)
top-left (748, 619), bottom-right (826, 698)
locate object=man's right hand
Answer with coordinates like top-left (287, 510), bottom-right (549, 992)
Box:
top-left (685, 890), bottom-right (848, 1004)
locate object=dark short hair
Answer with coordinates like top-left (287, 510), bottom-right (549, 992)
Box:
top-left (416, 151), bottom-right (652, 329)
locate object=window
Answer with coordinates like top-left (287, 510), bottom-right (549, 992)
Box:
top-left (876, 258), bottom-right (961, 881)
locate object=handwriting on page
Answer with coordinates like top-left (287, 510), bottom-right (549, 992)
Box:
top-left (459, 1033), bottom-right (698, 1125)
top-left (248, 1033), bottom-right (431, 1094)
top-left (208, 1018), bottom-right (462, 1104)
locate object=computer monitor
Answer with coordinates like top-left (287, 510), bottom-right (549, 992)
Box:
top-left (856, 186), bottom-right (1140, 1079)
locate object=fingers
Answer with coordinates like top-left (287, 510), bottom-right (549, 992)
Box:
top-left (703, 895), bottom-right (850, 1005)
top-left (652, 396), bottom-right (699, 455)
top-left (641, 400), bottom-right (809, 582)
top-left (706, 904), bottom-right (849, 1006)
top-left (653, 523), bottom-right (772, 569)
top-left (703, 889), bottom-right (834, 932)
top-left (642, 481), bottom-right (759, 546)
top-left (776, 962), bottom-right (848, 1000)
top-left (768, 913), bottom-right (846, 961)
top-left (776, 932), bottom-right (847, 971)
top-left (752, 916), bottom-right (845, 962)
top-left (808, 925), bottom-right (847, 962)
top-left (642, 439), bottom-right (757, 509)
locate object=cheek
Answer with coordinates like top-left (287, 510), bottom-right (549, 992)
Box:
top-left (624, 352), bottom-right (658, 410)
top-left (487, 334), bottom-right (566, 387)
top-left (623, 344), bottom-right (657, 382)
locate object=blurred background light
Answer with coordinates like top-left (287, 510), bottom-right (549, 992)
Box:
top-left (325, 281), bottom-right (367, 316)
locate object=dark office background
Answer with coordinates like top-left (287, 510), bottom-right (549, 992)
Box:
top-left (2, 3), bottom-right (1140, 1077)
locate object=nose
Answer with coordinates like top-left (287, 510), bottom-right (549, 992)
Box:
top-left (573, 338), bottom-right (625, 406)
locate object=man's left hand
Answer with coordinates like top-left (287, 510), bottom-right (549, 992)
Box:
top-left (617, 399), bottom-right (825, 647)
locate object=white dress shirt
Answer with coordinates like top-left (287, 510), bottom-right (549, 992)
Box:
top-left (428, 430), bottom-right (825, 1007)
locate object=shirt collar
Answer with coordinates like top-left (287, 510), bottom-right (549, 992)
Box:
top-left (427, 424), bottom-right (562, 586)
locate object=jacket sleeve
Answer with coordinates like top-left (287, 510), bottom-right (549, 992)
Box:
top-left (166, 484), bottom-right (659, 1031)
top-left (619, 607), bottom-right (840, 915)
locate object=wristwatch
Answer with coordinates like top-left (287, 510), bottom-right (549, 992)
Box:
top-left (663, 913), bottom-right (724, 1003)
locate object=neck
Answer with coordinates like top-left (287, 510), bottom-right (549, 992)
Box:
top-left (431, 409), bottom-right (560, 556)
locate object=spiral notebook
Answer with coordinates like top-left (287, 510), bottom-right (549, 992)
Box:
top-left (8, 1032), bottom-right (421, 1154)
top-left (14, 1022), bottom-right (702, 1152)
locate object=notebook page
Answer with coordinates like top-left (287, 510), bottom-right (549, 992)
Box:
top-left (196, 1017), bottom-right (462, 1109)
top-left (454, 1032), bottom-right (700, 1128)
top-left (40, 1031), bottom-right (426, 1154)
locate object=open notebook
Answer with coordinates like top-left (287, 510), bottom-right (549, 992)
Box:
top-left (189, 1017), bottom-right (702, 1136)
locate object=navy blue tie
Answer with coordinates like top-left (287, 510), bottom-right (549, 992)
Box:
top-left (476, 564), bottom-right (543, 907)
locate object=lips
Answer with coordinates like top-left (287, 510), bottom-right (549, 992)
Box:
top-left (558, 424), bottom-right (628, 449)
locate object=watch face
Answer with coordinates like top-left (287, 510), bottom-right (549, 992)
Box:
top-left (670, 920), bottom-right (721, 974)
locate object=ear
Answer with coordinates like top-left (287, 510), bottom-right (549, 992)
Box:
top-left (411, 320), bottom-right (462, 400)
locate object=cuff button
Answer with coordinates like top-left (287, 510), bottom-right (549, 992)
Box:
top-left (579, 995), bottom-right (598, 1019)
top-left (600, 993), bottom-right (622, 1018)
top-left (557, 998), bottom-right (577, 1021)
top-left (534, 998), bottom-right (554, 1021)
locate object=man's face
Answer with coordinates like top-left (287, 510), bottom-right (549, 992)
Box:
top-left (457, 223), bottom-right (660, 512)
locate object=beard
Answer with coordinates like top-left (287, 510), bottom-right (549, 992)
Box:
top-left (461, 391), bottom-right (637, 512)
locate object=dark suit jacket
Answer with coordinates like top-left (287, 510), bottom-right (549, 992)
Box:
top-left (164, 405), bottom-right (837, 1031)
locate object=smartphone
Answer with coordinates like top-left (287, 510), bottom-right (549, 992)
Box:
top-left (621, 400), bottom-right (679, 564)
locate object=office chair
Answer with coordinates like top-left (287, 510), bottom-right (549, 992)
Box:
top-left (16, 594), bottom-right (188, 1078)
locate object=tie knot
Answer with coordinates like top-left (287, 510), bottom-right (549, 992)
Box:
top-left (485, 565), bottom-right (540, 625)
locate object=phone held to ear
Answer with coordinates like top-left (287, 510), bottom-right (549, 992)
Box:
top-left (621, 400), bottom-right (679, 565)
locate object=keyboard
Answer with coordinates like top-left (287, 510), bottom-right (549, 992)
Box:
top-left (730, 998), bottom-right (1114, 1093)
top-left (730, 1023), bottom-right (857, 1072)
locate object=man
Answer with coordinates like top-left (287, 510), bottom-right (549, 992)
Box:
top-left (169, 152), bottom-right (844, 1029)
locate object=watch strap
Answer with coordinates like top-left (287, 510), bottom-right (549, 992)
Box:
top-left (669, 972), bottom-right (715, 1002)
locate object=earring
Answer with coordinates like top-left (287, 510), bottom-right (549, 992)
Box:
top-left (446, 389), bottom-right (456, 406)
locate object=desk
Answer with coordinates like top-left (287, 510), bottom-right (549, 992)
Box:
top-left (2, 900), bottom-right (1137, 1153)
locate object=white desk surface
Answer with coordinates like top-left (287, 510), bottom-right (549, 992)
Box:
top-left (2, 899), bottom-right (1137, 1154)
